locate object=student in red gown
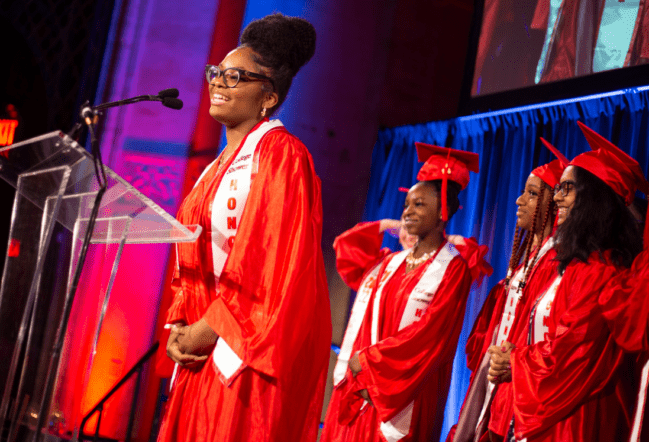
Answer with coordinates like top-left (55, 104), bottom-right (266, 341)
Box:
top-left (332, 217), bottom-right (492, 427)
top-left (488, 121), bottom-right (645, 442)
top-left (595, 142), bottom-right (649, 442)
top-left (599, 243), bottom-right (649, 442)
top-left (156, 14), bottom-right (331, 442)
top-left (321, 143), bottom-right (482, 442)
top-left (449, 143), bottom-right (566, 442)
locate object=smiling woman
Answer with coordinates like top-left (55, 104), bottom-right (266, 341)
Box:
top-left (155, 13), bottom-right (331, 442)
top-left (553, 123), bottom-right (645, 274)
top-left (321, 144), bottom-right (483, 442)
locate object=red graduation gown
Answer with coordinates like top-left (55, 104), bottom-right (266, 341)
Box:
top-left (599, 249), bottom-right (649, 353)
top-left (486, 248), bottom-right (559, 438)
top-left (510, 251), bottom-right (633, 442)
top-left (156, 126), bottom-right (331, 442)
top-left (448, 243), bottom-right (558, 442)
top-left (321, 248), bottom-right (472, 442)
top-left (599, 249), bottom-right (649, 442)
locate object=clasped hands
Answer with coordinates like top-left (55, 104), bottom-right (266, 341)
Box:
top-left (166, 318), bottom-right (218, 367)
top-left (487, 341), bottom-right (514, 384)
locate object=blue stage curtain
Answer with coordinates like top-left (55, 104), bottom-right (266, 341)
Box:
top-left (362, 85), bottom-right (649, 441)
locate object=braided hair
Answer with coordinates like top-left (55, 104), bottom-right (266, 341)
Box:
top-left (521, 185), bottom-right (556, 284)
top-left (505, 183), bottom-right (557, 287)
top-left (240, 13), bottom-right (316, 114)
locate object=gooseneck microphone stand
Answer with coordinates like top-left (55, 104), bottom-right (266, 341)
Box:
top-left (31, 89), bottom-right (183, 442)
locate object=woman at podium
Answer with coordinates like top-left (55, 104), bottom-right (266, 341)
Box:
top-left (156, 13), bottom-right (331, 442)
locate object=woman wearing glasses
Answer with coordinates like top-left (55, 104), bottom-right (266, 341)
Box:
top-left (487, 122), bottom-right (645, 442)
top-left (156, 14), bottom-right (331, 442)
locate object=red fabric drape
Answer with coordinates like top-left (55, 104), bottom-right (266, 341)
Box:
top-left (539, 0), bottom-right (607, 83)
top-left (626, 0), bottom-right (649, 66)
top-left (471, 0), bottom-right (545, 95)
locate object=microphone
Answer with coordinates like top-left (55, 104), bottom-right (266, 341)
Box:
top-left (88, 88), bottom-right (184, 114)
top-left (158, 88), bottom-right (179, 99)
top-left (162, 97), bottom-right (183, 110)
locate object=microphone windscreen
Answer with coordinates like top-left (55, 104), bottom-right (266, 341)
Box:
top-left (162, 97), bottom-right (183, 110)
top-left (158, 88), bottom-right (180, 98)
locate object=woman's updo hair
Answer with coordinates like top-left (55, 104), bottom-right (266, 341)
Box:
top-left (554, 166), bottom-right (642, 274)
top-left (240, 13), bottom-right (316, 114)
top-left (420, 180), bottom-right (462, 220)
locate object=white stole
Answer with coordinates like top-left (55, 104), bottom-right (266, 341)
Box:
top-left (207, 119), bottom-right (284, 385)
top-left (333, 262), bottom-right (384, 386)
top-left (471, 239), bottom-right (556, 437)
top-left (495, 238), bottom-right (554, 347)
top-left (531, 274), bottom-right (562, 344)
top-left (209, 119), bottom-right (284, 282)
top-left (369, 242), bottom-right (459, 442)
top-left (630, 358), bottom-right (649, 442)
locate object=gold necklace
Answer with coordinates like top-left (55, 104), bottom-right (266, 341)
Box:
top-left (405, 250), bottom-right (432, 267)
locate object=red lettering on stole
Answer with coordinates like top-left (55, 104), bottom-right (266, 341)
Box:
top-left (542, 314), bottom-right (550, 328)
top-left (365, 275), bottom-right (377, 289)
top-left (7, 239), bottom-right (19, 257)
top-left (230, 179), bottom-right (237, 191)
top-left (227, 198), bottom-right (236, 210)
top-left (228, 236), bottom-right (235, 248)
top-left (227, 217), bottom-right (237, 229)
top-left (415, 308), bottom-right (424, 318)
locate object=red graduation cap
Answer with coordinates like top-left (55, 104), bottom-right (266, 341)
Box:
top-left (415, 142), bottom-right (479, 221)
top-left (573, 121), bottom-right (649, 247)
top-left (533, 138), bottom-right (569, 188)
top-left (572, 121), bottom-right (649, 205)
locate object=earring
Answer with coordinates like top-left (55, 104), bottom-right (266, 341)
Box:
top-left (261, 108), bottom-right (266, 117)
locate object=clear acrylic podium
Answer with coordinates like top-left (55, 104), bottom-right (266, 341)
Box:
top-left (0, 131), bottom-right (201, 441)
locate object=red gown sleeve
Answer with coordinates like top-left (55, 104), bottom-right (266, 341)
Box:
top-left (202, 130), bottom-right (331, 381)
top-left (356, 256), bottom-right (472, 422)
top-left (511, 254), bottom-right (627, 439)
top-left (165, 261), bottom-right (187, 324)
top-left (465, 281), bottom-right (506, 374)
top-left (599, 249), bottom-right (649, 352)
top-left (333, 221), bottom-right (392, 291)
top-left (452, 236), bottom-right (494, 286)
top-left (155, 257), bottom-right (185, 378)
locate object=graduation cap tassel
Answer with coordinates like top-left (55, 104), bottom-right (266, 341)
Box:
top-left (442, 173), bottom-right (448, 221)
top-left (442, 149), bottom-right (451, 222)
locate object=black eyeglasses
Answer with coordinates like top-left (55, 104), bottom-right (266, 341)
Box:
top-left (554, 180), bottom-right (576, 197)
top-left (205, 65), bottom-right (274, 90)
